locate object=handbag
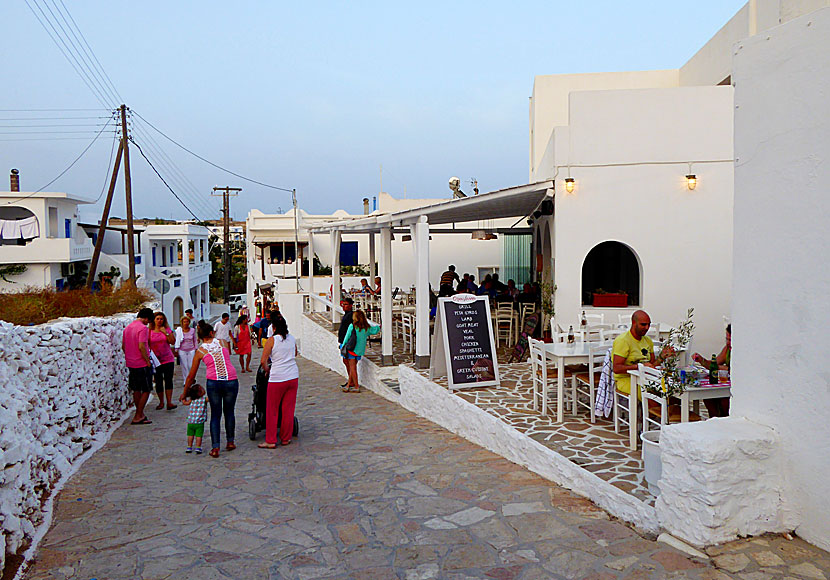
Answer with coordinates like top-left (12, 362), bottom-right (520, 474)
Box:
top-left (340, 324), bottom-right (357, 357)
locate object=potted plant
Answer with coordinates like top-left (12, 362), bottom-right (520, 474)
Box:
top-left (98, 266), bottom-right (121, 287)
top-left (539, 280), bottom-right (556, 342)
top-left (640, 308), bottom-right (695, 495)
top-left (592, 289), bottom-right (628, 307)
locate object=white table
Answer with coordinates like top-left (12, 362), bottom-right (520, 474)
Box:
top-left (680, 383), bottom-right (732, 422)
top-left (542, 341), bottom-right (592, 422)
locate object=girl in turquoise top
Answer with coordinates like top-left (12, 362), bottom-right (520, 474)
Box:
top-left (339, 310), bottom-right (381, 393)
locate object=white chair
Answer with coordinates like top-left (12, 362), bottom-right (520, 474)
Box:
top-left (574, 342), bottom-right (609, 422)
top-left (400, 312), bottom-right (414, 354)
top-left (618, 313), bottom-right (633, 325)
top-left (554, 330), bottom-right (585, 343)
top-left (518, 302), bottom-right (537, 333)
top-left (601, 327), bottom-right (624, 343)
top-left (640, 363), bottom-right (702, 433)
top-left (528, 338), bottom-right (549, 413)
top-left (585, 313), bottom-right (604, 326)
top-left (584, 324), bottom-right (611, 343)
top-left (613, 371), bottom-right (637, 449)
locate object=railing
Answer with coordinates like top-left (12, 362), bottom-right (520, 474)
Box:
top-left (307, 293), bottom-right (379, 327)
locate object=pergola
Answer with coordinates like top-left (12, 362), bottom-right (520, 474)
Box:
top-left (307, 180), bottom-right (554, 368)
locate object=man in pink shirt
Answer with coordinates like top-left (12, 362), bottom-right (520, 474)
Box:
top-left (123, 307), bottom-right (155, 424)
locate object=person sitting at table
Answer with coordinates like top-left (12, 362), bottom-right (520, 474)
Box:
top-left (612, 310), bottom-right (671, 400)
top-left (374, 276), bottom-right (381, 295)
top-left (358, 278), bottom-right (375, 295)
top-left (692, 324), bottom-right (731, 417)
top-left (517, 283), bottom-right (535, 304)
top-left (439, 265), bottom-right (459, 296)
top-left (494, 289), bottom-right (514, 305)
top-left (491, 273), bottom-right (507, 294)
top-left (506, 279), bottom-right (519, 300)
top-left (466, 274), bottom-right (478, 294)
top-left (456, 273), bottom-right (469, 294)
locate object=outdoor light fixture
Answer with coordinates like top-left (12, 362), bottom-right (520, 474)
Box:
top-left (471, 230), bottom-right (487, 240)
top-left (564, 177), bottom-right (575, 193)
top-left (686, 174), bottom-right (697, 190)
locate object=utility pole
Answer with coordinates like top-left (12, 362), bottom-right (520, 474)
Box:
top-left (87, 104), bottom-right (134, 287)
top-left (212, 186), bottom-right (241, 305)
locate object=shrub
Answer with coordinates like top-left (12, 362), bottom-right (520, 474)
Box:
top-left (0, 283), bottom-right (154, 326)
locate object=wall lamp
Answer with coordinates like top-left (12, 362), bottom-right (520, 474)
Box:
top-left (686, 174), bottom-right (697, 190)
top-left (564, 177), bottom-right (575, 193)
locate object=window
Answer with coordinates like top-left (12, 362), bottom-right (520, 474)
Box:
top-left (581, 241), bottom-right (641, 306)
top-left (174, 279), bottom-right (181, 287)
top-left (152, 247), bottom-right (157, 267)
top-left (135, 255), bottom-right (141, 265)
top-left (170, 246), bottom-right (174, 264)
top-left (340, 241), bottom-right (358, 266)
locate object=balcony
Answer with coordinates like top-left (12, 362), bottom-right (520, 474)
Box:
top-left (0, 237), bottom-right (93, 264)
top-left (146, 261), bottom-right (211, 285)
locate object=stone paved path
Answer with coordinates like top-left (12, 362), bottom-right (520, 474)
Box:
top-left (24, 354), bottom-right (830, 579)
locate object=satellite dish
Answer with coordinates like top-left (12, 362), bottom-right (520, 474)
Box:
top-left (448, 176), bottom-right (466, 198)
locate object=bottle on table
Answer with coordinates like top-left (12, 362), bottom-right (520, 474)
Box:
top-left (567, 325), bottom-right (575, 344)
top-left (580, 311), bottom-right (587, 328)
top-left (709, 355), bottom-right (719, 385)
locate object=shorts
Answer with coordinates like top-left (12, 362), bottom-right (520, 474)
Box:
top-left (128, 366), bottom-right (154, 393)
top-left (345, 352), bottom-right (361, 360)
top-left (187, 423), bottom-right (205, 437)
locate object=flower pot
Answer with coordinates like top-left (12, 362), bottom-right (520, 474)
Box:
top-left (640, 430), bottom-right (662, 495)
top-left (592, 293), bottom-right (628, 307)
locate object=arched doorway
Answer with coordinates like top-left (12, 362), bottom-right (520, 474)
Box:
top-left (172, 297), bottom-right (184, 326)
top-left (581, 241), bottom-right (640, 306)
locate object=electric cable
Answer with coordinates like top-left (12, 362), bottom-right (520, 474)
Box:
top-left (130, 138), bottom-right (204, 222)
top-left (2, 114), bottom-right (116, 204)
top-left (133, 111), bottom-right (294, 193)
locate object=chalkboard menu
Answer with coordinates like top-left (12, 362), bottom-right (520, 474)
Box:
top-left (430, 295), bottom-right (500, 391)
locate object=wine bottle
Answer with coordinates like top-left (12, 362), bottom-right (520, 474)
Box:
top-left (709, 355), bottom-right (718, 385)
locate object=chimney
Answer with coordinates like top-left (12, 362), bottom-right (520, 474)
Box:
top-left (10, 169), bottom-right (20, 192)
top-left (362, 197), bottom-right (370, 215)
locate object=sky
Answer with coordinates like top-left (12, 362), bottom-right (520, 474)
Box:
top-left (2, 1), bottom-right (746, 222)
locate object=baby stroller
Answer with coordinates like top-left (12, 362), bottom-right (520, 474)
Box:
top-left (248, 365), bottom-right (299, 440)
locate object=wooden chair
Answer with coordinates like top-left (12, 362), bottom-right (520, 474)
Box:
top-left (639, 363), bottom-right (702, 433)
top-left (613, 373), bottom-right (637, 446)
top-left (528, 338), bottom-right (548, 413)
top-left (494, 303), bottom-right (515, 347)
top-left (518, 302), bottom-right (537, 333)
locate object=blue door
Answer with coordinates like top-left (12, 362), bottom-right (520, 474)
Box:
top-left (64, 219), bottom-right (71, 238)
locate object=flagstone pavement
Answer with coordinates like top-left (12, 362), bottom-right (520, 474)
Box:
top-left (24, 354), bottom-right (830, 579)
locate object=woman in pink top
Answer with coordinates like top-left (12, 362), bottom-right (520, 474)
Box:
top-left (181, 320), bottom-right (239, 458)
top-left (149, 312), bottom-right (177, 411)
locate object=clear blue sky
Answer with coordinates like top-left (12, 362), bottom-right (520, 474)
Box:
top-left (2, 1), bottom-right (745, 222)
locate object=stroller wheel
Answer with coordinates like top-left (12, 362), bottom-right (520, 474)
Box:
top-left (293, 416), bottom-right (299, 437)
top-left (248, 418), bottom-right (257, 441)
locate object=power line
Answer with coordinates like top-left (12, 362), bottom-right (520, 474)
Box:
top-left (133, 110), bottom-right (295, 193)
top-left (0, 124), bottom-right (111, 128)
top-left (0, 108), bottom-right (108, 112)
top-left (2, 114), bottom-right (116, 204)
top-left (130, 138), bottom-right (204, 222)
top-left (23, 0), bottom-right (111, 108)
top-left (0, 116), bottom-right (111, 121)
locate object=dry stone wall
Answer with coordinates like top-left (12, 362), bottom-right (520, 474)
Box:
top-left (0, 314), bottom-right (134, 574)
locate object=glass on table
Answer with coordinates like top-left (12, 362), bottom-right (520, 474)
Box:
top-left (718, 369), bottom-right (729, 384)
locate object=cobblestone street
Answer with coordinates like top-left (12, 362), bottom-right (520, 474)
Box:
top-left (24, 355), bottom-right (830, 579)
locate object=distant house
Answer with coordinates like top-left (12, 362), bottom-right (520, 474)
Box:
top-left (0, 190), bottom-right (95, 291)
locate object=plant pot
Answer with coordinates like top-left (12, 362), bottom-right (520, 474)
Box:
top-left (592, 293), bottom-right (628, 307)
top-left (640, 430), bottom-right (661, 496)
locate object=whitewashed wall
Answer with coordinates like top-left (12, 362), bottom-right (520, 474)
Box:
top-left (548, 86), bottom-right (734, 355)
top-left (731, 7), bottom-right (830, 551)
top-left (0, 314), bottom-right (134, 574)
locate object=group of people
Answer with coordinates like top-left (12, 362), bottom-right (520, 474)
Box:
top-left (611, 310), bottom-right (731, 419)
top-left (438, 264), bottom-right (538, 306)
top-left (123, 305), bottom-right (301, 457)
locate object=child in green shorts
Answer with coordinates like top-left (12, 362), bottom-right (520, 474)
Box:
top-left (183, 383), bottom-right (208, 454)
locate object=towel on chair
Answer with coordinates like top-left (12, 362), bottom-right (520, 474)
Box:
top-left (594, 347), bottom-right (614, 419)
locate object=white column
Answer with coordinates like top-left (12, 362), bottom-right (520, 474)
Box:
top-left (181, 236), bottom-right (190, 312)
top-left (368, 232), bottom-right (376, 282)
top-left (307, 232), bottom-right (315, 299)
top-left (196, 282), bottom-right (203, 318)
top-left (380, 227), bottom-right (393, 365)
top-left (414, 216), bottom-right (430, 368)
top-left (330, 229), bottom-right (341, 328)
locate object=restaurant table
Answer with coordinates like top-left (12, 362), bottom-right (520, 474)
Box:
top-left (542, 341), bottom-right (592, 422)
top-left (628, 369), bottom-right (731, 448)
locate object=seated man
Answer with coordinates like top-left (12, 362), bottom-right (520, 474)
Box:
top-left (612, 310), bottom-right (665, 400)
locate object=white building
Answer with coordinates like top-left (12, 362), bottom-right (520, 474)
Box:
top-left (0, 190), bottom-right (95, 291)
top-left (143, 224), bottom-right (212, 324)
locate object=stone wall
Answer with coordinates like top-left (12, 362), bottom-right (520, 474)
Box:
top-left (0, 314), bottom-right (134, 574)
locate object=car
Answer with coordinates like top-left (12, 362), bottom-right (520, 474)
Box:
top-left (228, 293), bottom-right (246, 311)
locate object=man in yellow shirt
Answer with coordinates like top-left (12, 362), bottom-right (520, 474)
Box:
top-left (613, 310), bottom-right (659, 399)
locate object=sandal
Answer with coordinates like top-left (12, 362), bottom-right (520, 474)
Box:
top-left (341, 385), bottom-right (351, 392)
top-left (166, 404), bottom-right (177, 410)
top-left (209, 448), bottom-right (220, 458)
top-left (226, 442), bottom-right (236, 451)
top-left (257, 442), bottom-right (277, 449)
top-left (280, 440), bottom-right (292, 446)
top-left (130, 417), bottom-right (152, 425)
top-left (349, 386), bottom-right (361, 393)
top-left (155, 403), bottom-right (164, 410)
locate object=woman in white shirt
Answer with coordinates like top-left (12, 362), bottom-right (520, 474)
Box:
top-left (258, 314), bottom-right (299, 448)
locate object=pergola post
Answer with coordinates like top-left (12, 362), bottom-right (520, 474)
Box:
top-left (330, 229), bottom-right (341, 329)
top-left (307, 231), bottom-right (315, 299)
top-left (414, 216), bottom-right (430, 368)
top-left (368, 232), bottom-right (376, 282)
top-left (380, 227), bottom-right (393, 365)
